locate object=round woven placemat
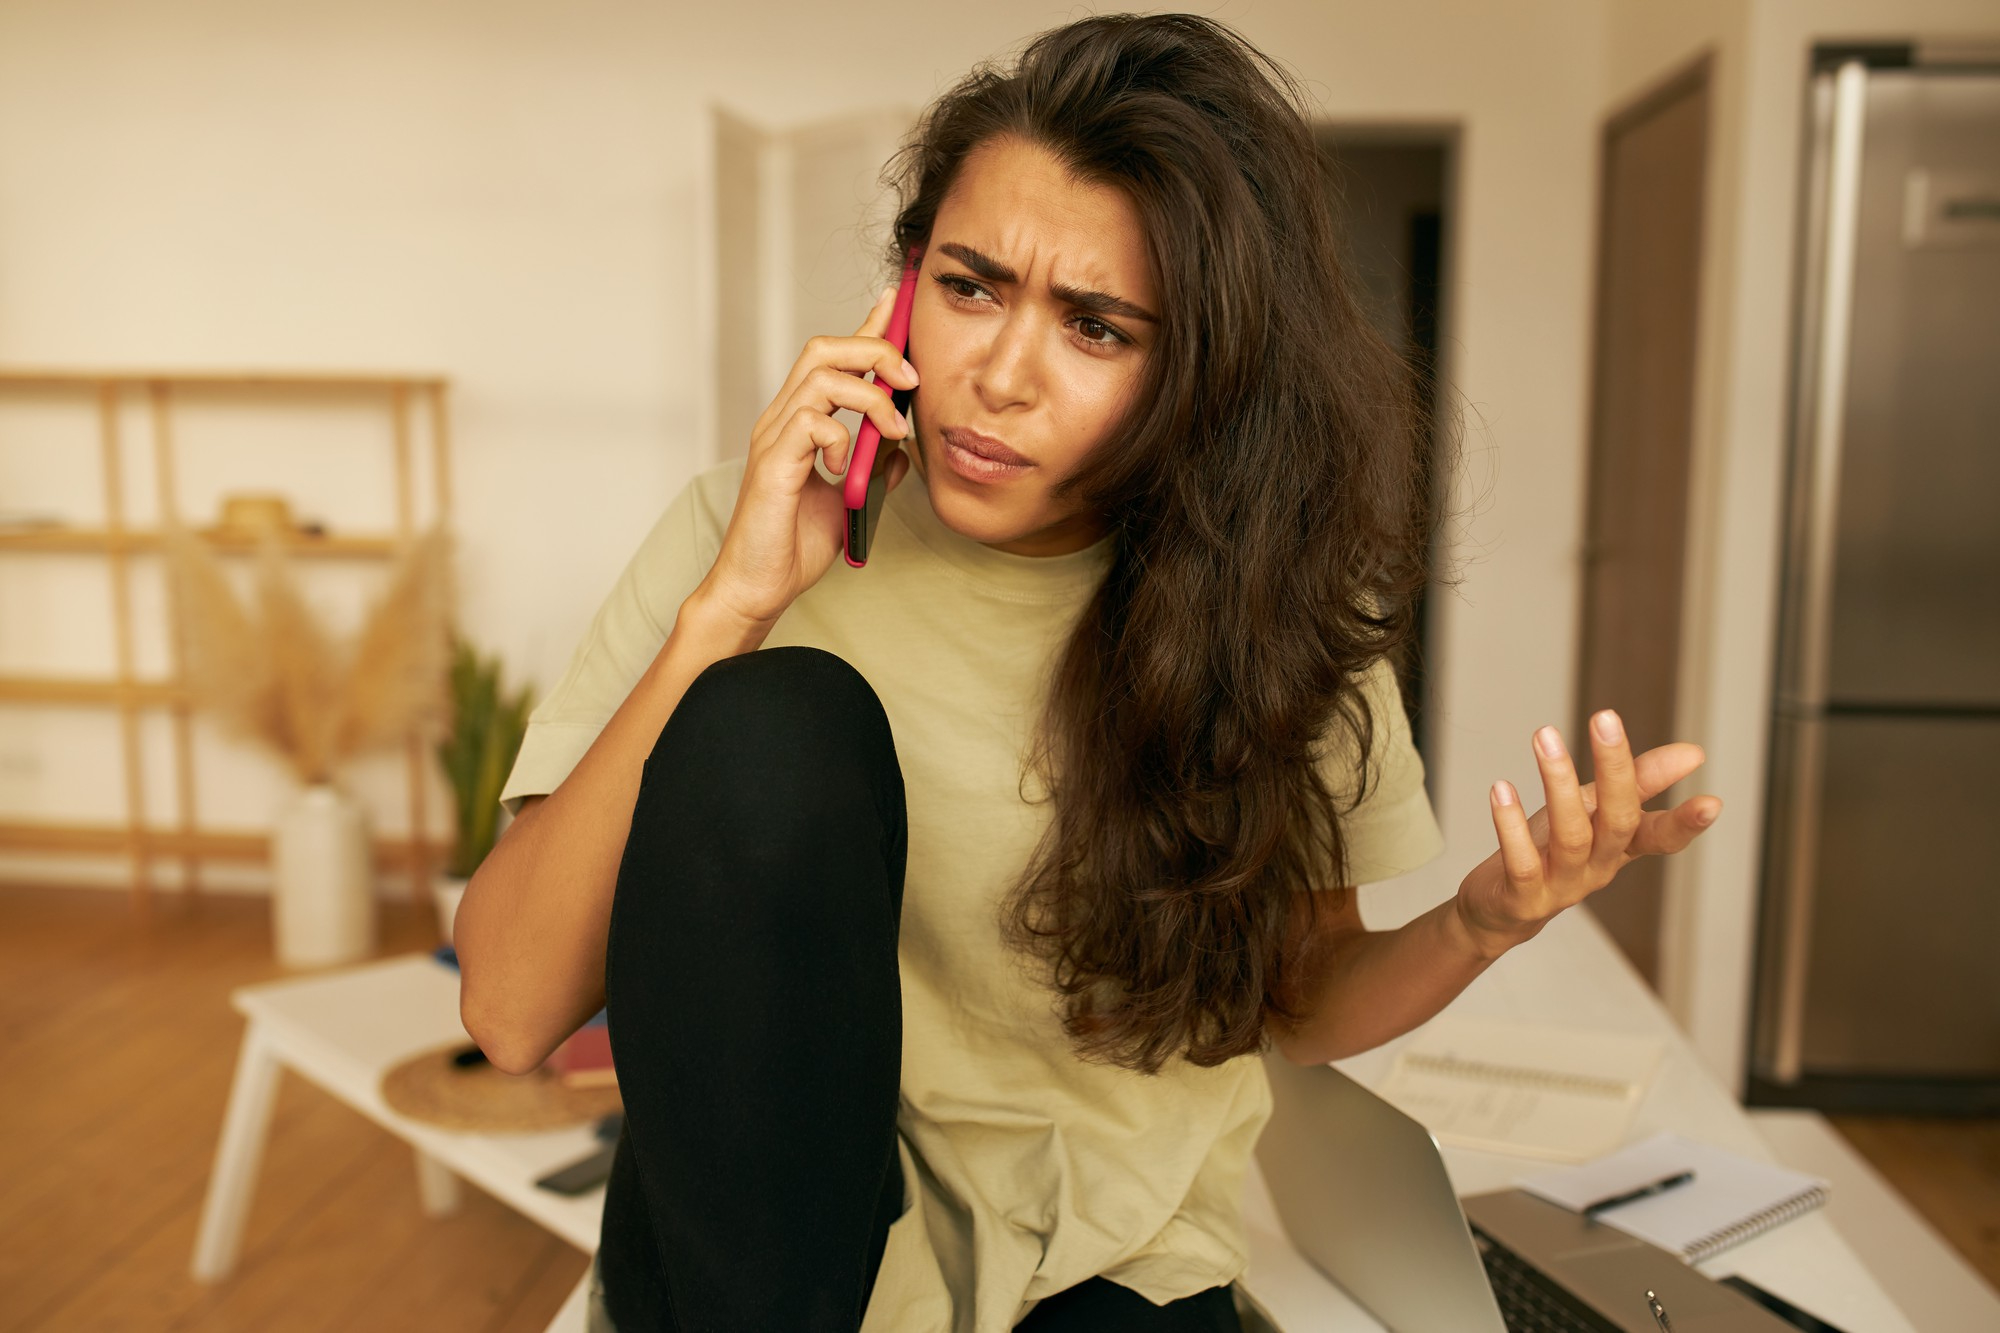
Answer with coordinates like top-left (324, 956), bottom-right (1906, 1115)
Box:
top-left (380, 1042), bottom-right (621, 1132)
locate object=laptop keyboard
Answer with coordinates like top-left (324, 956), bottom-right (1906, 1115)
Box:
top-left (1471, 1226), bottom-right (1622, 1333)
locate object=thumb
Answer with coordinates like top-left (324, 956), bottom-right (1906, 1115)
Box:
top-left (855, 285), bottom-right (898, 338)
top-left (884, 447), bottom-right (913, 492)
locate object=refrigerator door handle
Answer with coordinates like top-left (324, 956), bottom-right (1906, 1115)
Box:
top-left (1766, 62), bottom-right (1868, 1084)
top-left (1793, 59), bottom-right (1869, 712)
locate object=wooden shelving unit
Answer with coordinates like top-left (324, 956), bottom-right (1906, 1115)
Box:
top-left (0, 369), bottom-right (452, 914)
top-left (0, 528), bottom-right (402, 557)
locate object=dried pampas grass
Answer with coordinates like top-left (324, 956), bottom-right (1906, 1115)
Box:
top-left (337, 527), bottom-right (454, 758)
top-left (164, 525), bottom-right (455, 785)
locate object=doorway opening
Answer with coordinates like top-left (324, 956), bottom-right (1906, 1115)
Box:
top-left (1313, 128), bottom-right (1457, 790)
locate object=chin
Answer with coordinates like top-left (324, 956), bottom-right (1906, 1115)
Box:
top-left (919, 461), bottom-right (1048, 546)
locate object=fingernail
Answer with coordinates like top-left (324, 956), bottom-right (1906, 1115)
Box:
top-left (1696, 805), bottom-right (1718, 826)
top-left (1535, 725), bottom-right (1565, 760)
top-left (900, 358), bottom-right (918, 383)
top-left (1492, 780), bottom-right (1516, 806)
top-left (894, 410), bottom-right (909, 433)
top-left (1593, 710), bottom-right (1623, 744)
top-left (881, 286), bottom-right (896, 303)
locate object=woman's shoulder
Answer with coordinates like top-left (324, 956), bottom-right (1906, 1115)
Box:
top-left (638, 455), bottom-right (746, 570)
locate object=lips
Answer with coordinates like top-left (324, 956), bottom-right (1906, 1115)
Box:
top-left (942, 427), bottom-right (1032, 467)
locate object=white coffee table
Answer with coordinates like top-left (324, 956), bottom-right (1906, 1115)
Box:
top-left (191, 952), bottom-right (606, 1281)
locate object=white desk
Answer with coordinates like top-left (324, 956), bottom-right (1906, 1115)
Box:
top-left (196, 924), bottom-right (1921, 1331)
top-left (1238, 905), bottom-right (1918, 1332)
top-left (192, 954), bottom-right (605, 1281)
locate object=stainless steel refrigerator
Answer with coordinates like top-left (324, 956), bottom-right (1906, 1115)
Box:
top-left (1752, 45), bottom-right (2000, 1114)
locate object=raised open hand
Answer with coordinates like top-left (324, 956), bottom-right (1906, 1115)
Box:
top-left (1453, 709), bottom-right (1723, 957)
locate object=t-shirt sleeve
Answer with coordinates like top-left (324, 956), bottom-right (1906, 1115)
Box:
top-left (1317, 654), bottom-right (1445, 886)
top-left (497, 475), bottom-right (719, 818)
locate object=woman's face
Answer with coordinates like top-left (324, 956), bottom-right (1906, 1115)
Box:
top-left (905, 135), bottom-right (1158, 557)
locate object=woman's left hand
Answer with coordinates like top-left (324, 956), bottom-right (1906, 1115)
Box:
top-left (1453, 709), bottom-right (1723, 958)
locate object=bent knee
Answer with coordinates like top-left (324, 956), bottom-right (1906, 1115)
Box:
top-left (640, 646), bottom-right (900, 823)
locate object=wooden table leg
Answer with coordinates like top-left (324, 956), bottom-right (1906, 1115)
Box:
top-left (191, 1023), bottom-right (284, 1281)
top-left (414, 1146), bottom-right (463, 1217)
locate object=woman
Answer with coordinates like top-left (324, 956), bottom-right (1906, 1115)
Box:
top-left (457, 13), bottom-right (1721, 1333)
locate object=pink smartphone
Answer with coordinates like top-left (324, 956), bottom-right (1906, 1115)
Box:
top-left (843, 246), bottom-right (923, 567)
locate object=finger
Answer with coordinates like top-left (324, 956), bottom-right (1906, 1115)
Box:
top-left (847, 285), bottom-right (917, 386)
top-left (808, 330), bottom-right (919, 401)
top-left (1586, 709), bottom-right (1641, 875)
top-left (1627, 796), bottom-right (1723, 859)
top-left (1576, 741), bottom-right (1707, 815)
top-left (855, 284), bottom-right (897, 336)
top-left (1533, 725), bottom-right (1593, 880)
top-left (765, 406), bottom-right (850, 487)
top-left (776, 412), bottom-right (848, 486)
top-left (773, 288), bottom-right (893, 418)
top-left (797, 366), bottom-right (910, 475)
top-left (755, 313), bottom-right (917, 441)
top-left (1490, 780), bottom-right (1545, 896)
top-left (852, 284), bottom-right (919, 387)
top-left (1632, 741), bottom-right (1705, 802)
top-left (758, 365), bottom-right (908, 476)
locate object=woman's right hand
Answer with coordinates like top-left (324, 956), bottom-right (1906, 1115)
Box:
top-left (692, 285), bottom-right (919, 633)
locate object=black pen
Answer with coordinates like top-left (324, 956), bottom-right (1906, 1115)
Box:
top-left (1582, 1169), bottom-right (1695, 1217)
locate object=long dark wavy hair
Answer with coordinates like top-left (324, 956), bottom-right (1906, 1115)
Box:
top-left (879, 13), bottom-right (1453, 1074)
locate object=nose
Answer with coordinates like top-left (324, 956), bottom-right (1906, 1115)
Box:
top-left (971, 305), bottom-right (1040, 414)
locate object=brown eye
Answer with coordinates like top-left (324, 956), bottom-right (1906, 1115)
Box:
top-left (1073, 316), bottom-right (1124, 347)
top-left (934, 274), bottom-right (987, 304)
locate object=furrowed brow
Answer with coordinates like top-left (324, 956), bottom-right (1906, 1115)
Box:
top-left (937, 241), bottom-right (1158, 324)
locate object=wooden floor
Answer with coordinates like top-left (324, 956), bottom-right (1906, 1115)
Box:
top-left (2, 883), bottom-right (1996, 1332)
top-left (1830, 1113), bottom-right (2000, 1290)
top-left (0, 883), bottom-right (587, 1333)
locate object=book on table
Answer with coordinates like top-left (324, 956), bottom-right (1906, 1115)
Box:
top-left (546, 1017), bottom-right (615, 1089)
top-left (1374, 1014), bottom-right (1666, 1162)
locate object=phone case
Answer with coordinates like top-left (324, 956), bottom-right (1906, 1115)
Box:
top-left (843, 247), bottom-right (923, 567)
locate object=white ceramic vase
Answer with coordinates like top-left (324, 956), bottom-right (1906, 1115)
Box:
top-left (271, 783), bottom-right (376, 968)
top-left (433, 873), bottom-right (471, 945)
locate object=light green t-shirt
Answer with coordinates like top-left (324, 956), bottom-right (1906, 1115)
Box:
top-left (499, 454), bottom-right (1445, 1332)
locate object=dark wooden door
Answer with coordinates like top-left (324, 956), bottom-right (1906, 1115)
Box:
top-left (1576, 62), bottom-right (1710, 986)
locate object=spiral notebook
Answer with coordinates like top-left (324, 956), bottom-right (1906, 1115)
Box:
top-left (1519, 1132), bottom-right (1831, 1262)
top-left (1376, 1015), bottom-right (1665, 1161)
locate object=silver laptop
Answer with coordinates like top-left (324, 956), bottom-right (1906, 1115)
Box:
top-left (1257, 1052), bottom-right (1795, 1331)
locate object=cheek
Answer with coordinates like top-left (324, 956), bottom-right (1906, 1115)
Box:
top-left (1040, 367), bottom-right (1138, 471)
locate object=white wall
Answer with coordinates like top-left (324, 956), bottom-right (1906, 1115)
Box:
top-left (0, 0), bottom-right (1614, 899)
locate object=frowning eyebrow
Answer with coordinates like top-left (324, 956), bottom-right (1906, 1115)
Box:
top-left (937, 242), bottom-right (1159, 324)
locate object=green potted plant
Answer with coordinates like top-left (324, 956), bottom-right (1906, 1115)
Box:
top-left (434, 637), bottom-right (533, 943)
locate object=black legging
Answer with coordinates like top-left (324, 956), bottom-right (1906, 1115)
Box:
top-left (598, 645), bottom-right (1243, 1332)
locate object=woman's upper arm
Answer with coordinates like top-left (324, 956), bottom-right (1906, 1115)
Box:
top-left (1296, 882), bottom-right (1367, 963)
top-left (1268, 883), bottom-right (1366, 1060)
top-left (1319, 655), bottom-right (1445, 887)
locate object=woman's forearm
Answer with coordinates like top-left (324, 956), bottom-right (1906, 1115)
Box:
top-left (457, 592), bottom-right (767, 1073)
top-left (1275, 895), bottom-right (1514, 1067)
